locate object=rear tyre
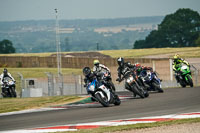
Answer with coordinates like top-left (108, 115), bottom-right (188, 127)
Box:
top-left (144, 91), bottom-right (149, 97)
top-left (113, 94), bottom-right (121, 106)
top-left (95, 93), bottom-right (109, 107)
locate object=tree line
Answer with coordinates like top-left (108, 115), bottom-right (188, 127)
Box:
top-left (134, 8), bottom-right (200, 48)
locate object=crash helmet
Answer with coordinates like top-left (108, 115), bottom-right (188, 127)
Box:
top-left (135, 63), bottom-right (141, 67)
top-left (173, 54), bottom-right (181, 60)
top-left (93, 59), bottom-right (100, 66)
top-left (3, 68), bottom-right (8, 75)
top-left (135, 63), bottom-right (142, 71)
top-left (173, 54), bottom-right (181, 63)
top-left (117, 57), bottom-right (124, 67)
top-left (83, 67), bottom-right (91, 76)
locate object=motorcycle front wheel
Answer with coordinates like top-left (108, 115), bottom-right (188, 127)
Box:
top-left (10, 87), bottom-right (17, 97)
top-left (95, 92), bottom-right (109, 107)
top-left (152, 80), bottom-right (164, 93)
top-left (187, 75), bottom-right (193, 87)
top-left (132, 83), bottom-right (145, 98)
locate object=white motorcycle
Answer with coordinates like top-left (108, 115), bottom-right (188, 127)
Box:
top-left (86, 76), bottom-right (121, 107)
top-left (2, 77), bottom-right (17, 98)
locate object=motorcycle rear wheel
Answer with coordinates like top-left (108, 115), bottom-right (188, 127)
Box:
top-left (113, 95), bottom-right (121, 106)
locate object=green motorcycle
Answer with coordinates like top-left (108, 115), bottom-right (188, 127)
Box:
top-left (175, 64), bottom-right (193, 87)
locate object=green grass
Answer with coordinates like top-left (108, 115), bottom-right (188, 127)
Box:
top-left (0, 96), bottom-right (84, 113)
top-left (63, 117), bottom-right (200, 133)
top-left (100, 47), bottom-right (200, 58)
top-left (1, 47), bottom-right (200, 58)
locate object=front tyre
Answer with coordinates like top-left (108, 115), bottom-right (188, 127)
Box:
top-left (187, 75), bottom-right (193, 87)
top-left (144, 91), bottom-right (149, 97)
top-left (132, 83), bottom-right (145, 98)
top-left (152, 80), bottom-right (164, 93)
top-left (95, 93), bottom-right (109, 107)
top-left (180, 80), bottom-right (186, 88)
top-left (11, 87), bottom-right (17, 97)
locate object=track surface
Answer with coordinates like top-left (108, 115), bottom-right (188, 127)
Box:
top-left (0, 87), bottom-right (200, 131)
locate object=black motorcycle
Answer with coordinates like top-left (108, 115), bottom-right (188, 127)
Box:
top-left (118, 71), bottom-right (149, 98)
top-left (1, 77), bottom-right (17, 98)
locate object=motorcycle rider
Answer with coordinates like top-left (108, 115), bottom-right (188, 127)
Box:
top-left (83, 66), bottom-right (117, 101)
top-left (93, 59), bottom-right (116, 91)
top-left (116, 57), bottom-right (138, 96)
top-left (172, 54), bottom-right (190, 83)
top-left (83, 67), bottom-right (96, 88)
top-left (0, 68), bottom-right (16, 96)
top-left (116, 57), bottom-right (136, 82)
top-left (134, 63), bottom-right (153, 76)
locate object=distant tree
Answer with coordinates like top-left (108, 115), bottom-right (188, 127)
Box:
top-left (134, 8), bottom-right (200, 48)
top-left (0, 39), bottom-right (16, 53)
top-left (195, 35), bottom-right (200, 46)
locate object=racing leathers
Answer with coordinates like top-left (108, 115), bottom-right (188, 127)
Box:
top-left (93, 64), bottom-right (115, 91)
top-left (172, 58), bottom-right (190, 72)
top-left (172, 58), bottom-right (190, 82)
top-left (0, 72), bottom-right (15, 86)
top-left (116, 62), bottom-right (136, 92)
top-left (93, 64), bottom-right (110, 75)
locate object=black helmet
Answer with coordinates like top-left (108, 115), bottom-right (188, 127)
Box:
top-left (117, 57), bottom-right (124, 67)
top-left (83, 67), bottom-right (91, 76)
top-left (3, 68), bottom-right (8, 75)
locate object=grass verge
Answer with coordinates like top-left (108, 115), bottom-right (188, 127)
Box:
top-left (1, 47), bottom-right (200, 58)
top-left (0, 96), bottom-right (84, 113)
top-left (100, 47), bottom-right (200, 58)
top-left (64, 117), bottom-right (200, 133)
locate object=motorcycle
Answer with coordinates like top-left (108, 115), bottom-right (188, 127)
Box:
top-left (140, 70), bottom-right (163, 93)
top-left (86, 74), bottom-right (121, 107)
top-left (119, 71), bottom-right (149, 98)
top-left (175, 64), bottom-right (193, 87)
top-left (1, 77), bottom-right (17, 98)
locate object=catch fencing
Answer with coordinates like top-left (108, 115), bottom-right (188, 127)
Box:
top-left (15, 58), bottom-right (200, 97)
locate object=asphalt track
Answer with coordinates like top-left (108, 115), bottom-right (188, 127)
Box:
top-left (0, 87), bottom-right (200, 131)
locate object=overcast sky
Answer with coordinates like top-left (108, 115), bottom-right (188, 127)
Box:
top-left (0, 0), bottom-right (200, 21)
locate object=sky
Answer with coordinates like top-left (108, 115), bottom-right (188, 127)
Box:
top-left (0, 0), bottom-right (200, 22)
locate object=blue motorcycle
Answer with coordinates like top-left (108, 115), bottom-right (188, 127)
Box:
top-left (86, 76), bottom-right (121, 107)
top-left (140, 70), bottom-right (163, 93)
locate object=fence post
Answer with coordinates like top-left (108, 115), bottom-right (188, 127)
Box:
top-left (169, 59), bottom-right (173, 81)
top-left (58, 73), bottom-right (64, 96)
top-left (17, 72), bottom-right (24, 98)
top-left (191, 65), bottom-right (199, 86)
top-left (152, 60), bottom-right (156, 71)
top-left (46, 72), bottom-right (54, 96)
top-left (72, 73), bottom-right (78, 95)
top-left (79, 75), bottom-right (83, 94)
